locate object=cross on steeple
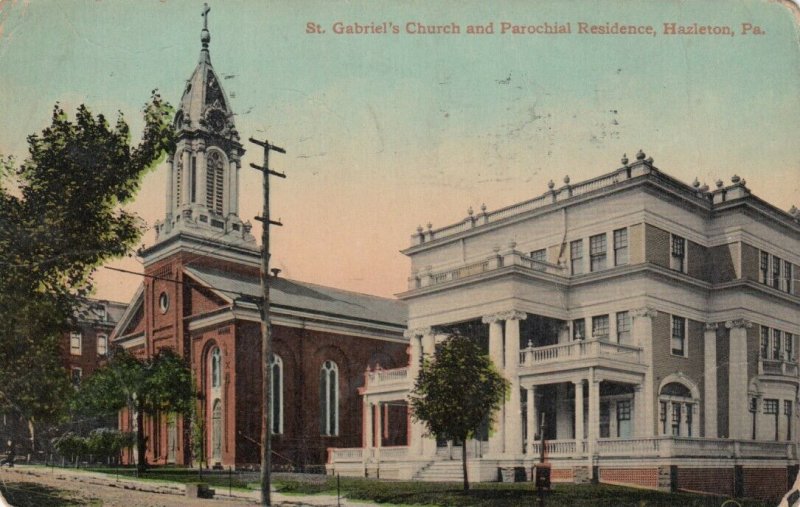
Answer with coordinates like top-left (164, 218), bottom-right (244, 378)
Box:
top-left (202, 3), bottom-right (210, 30)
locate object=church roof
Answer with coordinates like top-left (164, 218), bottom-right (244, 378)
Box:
top-left (183, 265), bottom-right (407, 327)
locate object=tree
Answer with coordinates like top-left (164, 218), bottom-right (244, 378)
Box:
top-left (409, 334), bottom-right (509, 491)
top-left (0, 93), bottom-right (174, 445)
top-left (72, 348), bottom-right (194, 472)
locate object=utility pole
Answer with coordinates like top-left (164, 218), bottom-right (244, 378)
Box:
top-left (249, 137), bottom-right (286, 506)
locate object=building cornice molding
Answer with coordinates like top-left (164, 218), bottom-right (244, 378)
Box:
top-left (631, 306), bottom-right (658, 319)
top-left (725, 318), bottom-right (753, 329)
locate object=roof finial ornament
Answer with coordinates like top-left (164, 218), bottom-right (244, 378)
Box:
top-left (201, 3), bottom-right (211, 49)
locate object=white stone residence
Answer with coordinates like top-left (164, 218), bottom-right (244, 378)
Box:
top-left (327, 151), bottom-right (800, 498)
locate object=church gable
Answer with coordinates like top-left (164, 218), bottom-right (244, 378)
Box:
top-left (185, 272), bottom-right (230, 316)
top-left (113, 286), bottom-right (145, 339)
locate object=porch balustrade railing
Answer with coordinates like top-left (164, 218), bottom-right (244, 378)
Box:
top-left (411, 251), bottom-right (566, 289)
top-left (329, 438), bottom-right (797, 465)
top-left (759, 358), bottom-right (799, 377)
top-left (519, 339), bottom-right (642, 367)
top-left (366, 366), bottom-right (409, 387)
top-left (411, 167), bottom-right (633, 246)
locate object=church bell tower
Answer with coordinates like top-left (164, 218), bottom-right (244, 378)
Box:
top-left (153, 4), bottom-right (255, 249)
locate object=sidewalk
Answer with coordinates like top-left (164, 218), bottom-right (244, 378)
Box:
top-left (0, 465), bottom-right (390, 506)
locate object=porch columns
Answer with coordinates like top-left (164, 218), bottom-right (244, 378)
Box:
top-left (704, 323), bottom-right (718, 438)
top-left (405, 328), bottom-right (428, 456)
top-left (504, 311), bottom-right (526, 456)
top-left (634, 385), bottom-right (645, 437)
top-left (574, 379), bottom-right (585, 458)
top-left (483, 314), bottom-right (505, 454)
top-left (526, 386), bottom-right (536, 455)
top-left (587, 371), bottom-right (600, 471)
top-left (632, 307), bottom-right (658, 436)
top-left (374, 402), bottom-right (383, 449)
top-left (364, 400), bottom-right (373, 448)
top-left (419, 329), bottom-right (437, 456)
top-left (727, 319), bottom-right (752, 439)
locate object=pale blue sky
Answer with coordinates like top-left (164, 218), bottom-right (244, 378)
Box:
top-left (1, 0), bottom-right (798, 301)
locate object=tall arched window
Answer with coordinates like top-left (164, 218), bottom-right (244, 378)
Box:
top-left (320, 360), bottom-right (339, 436)
top-left (211, 399), bottom-right (222, 463)
top-left (658, 382), bottom-right (696, 437)
top-left (174, 151), bottom-right (183, 207)
top-left (206, 150), bottom-right (225, 215)
top-left (271, 355), bottom-right (283, 435)
top-left (211, 347), bottom-right (221, 388)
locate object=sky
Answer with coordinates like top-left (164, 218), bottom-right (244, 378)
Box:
top-left (0, 0), bottom-right (798, 303)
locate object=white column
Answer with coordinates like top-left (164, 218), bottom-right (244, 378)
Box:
top-left (574, 380), bottom-right (584, 458)
top-left (587, 372), bottom-right (600, 470)
top-left (483, 314), bottom-right (505, 455)
top-left (632, 307), bottom-right (658, 436)
top-left (704, 323), bottom-right (718, 438)
top-left (526, 386), bottom-right (536, 455)
top-left (419, 329), bottom-right (437, 456)
top-left (634, 385), bottom-right (645, 437)
top-left (405, 328), bottom-right (427, 456)
top-left (363, 399), bottom-right (373, 448)
top-left (727, 319), bottom-right (752, 439)
top-left (504, 311), bottom-right (525, 456)
top-left (374, 403), bottom-right (382, 449)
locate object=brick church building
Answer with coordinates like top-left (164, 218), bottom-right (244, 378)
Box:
top-left (112, 12), bottom-right (407, 469)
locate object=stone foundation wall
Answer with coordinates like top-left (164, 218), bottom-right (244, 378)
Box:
top-left (677, 467), bottom-right (734, 497)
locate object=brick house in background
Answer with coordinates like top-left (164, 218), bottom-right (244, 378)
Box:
top-left (111, 17), bottom-right (407, 470)
top-left (330, 152), bottom-right (800, 501)
top-left (64, 298), bottom-right (127, 387)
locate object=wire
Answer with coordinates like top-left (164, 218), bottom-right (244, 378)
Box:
top-left (103, 266), bottom-right (260, 302)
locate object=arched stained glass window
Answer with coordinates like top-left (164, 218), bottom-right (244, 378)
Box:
top-left (271, 355), bottom-right (283, 435)
top-left (211, 347), bottom-right (221, 388)
top-left (320, 360), bottom-right (339, 436)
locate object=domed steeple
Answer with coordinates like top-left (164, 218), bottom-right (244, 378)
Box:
top-left (153, 3), bottom-right (254, 249)
top-left (173, 3), bottom-right (238, 141)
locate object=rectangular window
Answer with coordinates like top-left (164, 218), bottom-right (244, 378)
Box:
top-left (786, 400), bottom-right (793, 440)
top-left (613, 228), bottom-right (629, 266)
top-left (589, 233), bottom-right (607, 272)
top-left (670, 235), bottom-right (686, 272)
top-left (70, 332), bottom-right (82, 356)
top-left (71, 368), bottom-right (82, 387)
top-left (97, 334), bottom-right (108, 356)
top-left (530, 249), bottom-right (547, 271)
top-left (786, 333), bottom-right (794, 361)
top-left (772, 256), bottom-right (782, 289)
top-left (592, 315), bottom-right (609, 341)
top-left (671, 316), bottom-right (686, 356)
top-left (760, 326), bottom-right (770, 359)
top-left (760, 252), bottom-right (770, 284)
top-left (616, 311), bottom-right (631, 344)
top-left (749, 398), bottom-right (758, 413)
top-left (783, 261), bottom-right (792, 293)
top-left (686, 404), bottom-right (693, 437)
top-left (764, 399), bottom-right (779, 415)
top-left (773, 329), bottom-right (782, 360)
top-left (570, 240), bottom-right (584, 275)
top-left (659, 401), bottom-right (668, 434)
top-left (671, 403), bottom-right (681, 436)
top-left (573, 319), bottom-right (586, 341)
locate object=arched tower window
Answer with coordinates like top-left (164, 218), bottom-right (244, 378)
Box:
top-left (271, 355), bottom-right (283, 435)
top-left (320, 360), bottom-right (339, 436)
top-left (174, 151), bottom-right (183, 207)
top-left (210, 347), bottom-right (221, 388)
top-left (206, 150), bottom-right (225, 215)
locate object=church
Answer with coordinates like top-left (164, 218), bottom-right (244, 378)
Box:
top-left (111, 10), bottom-right (407, 469)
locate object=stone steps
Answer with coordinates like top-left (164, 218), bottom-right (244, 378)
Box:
top-left (413, 460), bottom-right (466, 482)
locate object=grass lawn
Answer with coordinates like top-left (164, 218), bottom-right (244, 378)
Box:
top-left (68, 466), bottom-right (777, 506)
top-left (275, 476), bottom-right (775, 507)
top-left (0, 481), bottom-right (100, 507)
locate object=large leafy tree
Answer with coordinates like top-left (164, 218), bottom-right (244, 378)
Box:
top-left (73, 348), bottom-right (194, 472)
top-left (0, 93), bottom-right (174, 445)
top-left (409, 334), bottom-right (509, 491)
